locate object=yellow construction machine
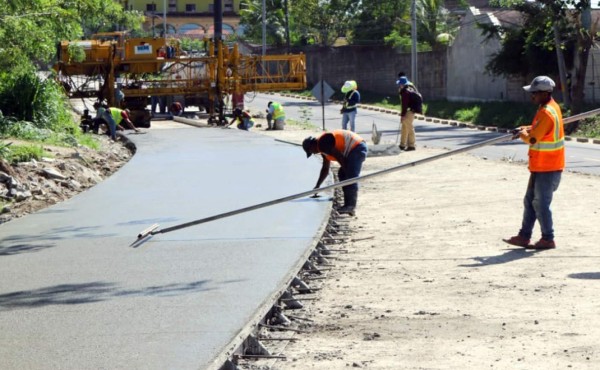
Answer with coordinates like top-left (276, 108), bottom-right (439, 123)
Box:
top-left (54, 32), bottom-right (307, 126)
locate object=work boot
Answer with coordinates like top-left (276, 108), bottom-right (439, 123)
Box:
top-left (399, 145), bottom-right (406, 151)
top-left (527, 239), bottom-right (556, 250)
top-left (502, 235), bottom-right (530, 248)
top-left (338, 189), bottom-right (357, 216)
top-left (406, 146), bottom-right (416, 151)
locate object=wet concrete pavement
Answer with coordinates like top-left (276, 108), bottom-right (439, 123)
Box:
top-left (0, 123), bottom-right (332, 369)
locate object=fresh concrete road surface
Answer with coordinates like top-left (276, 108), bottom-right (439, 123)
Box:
top-left (0, 125), bottom-right (331, 369)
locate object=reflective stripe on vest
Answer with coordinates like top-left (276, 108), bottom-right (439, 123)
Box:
top-left (529, 101), bottom-right (565, 172)
top-left (344, 91), bottom-right (358, 110)
top-left (323, 130), bottom-right (363, 162)
top-left (272, 102), bottom-right (285, 120)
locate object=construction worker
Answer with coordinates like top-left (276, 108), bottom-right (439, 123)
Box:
top-left (266, 101), bottom-right (285, 130)
top-left (99, 107), bottom-right (140, 140)
top-left (302, 130), bottom-right (368, 216)
top-left (397, 76), bottom-right (421, 151)
top-left (340, 80), bottom-right (360, 132)
top-left (170, 101), bottom-right (183, 117)
top-left (503, 76), bottom-right (565, 250)
top-left (226, 107), bottom-right (254, 130)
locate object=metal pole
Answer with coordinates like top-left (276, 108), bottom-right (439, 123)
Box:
top-left (411, 0), bottom-right (418, 86)
top-left (141, 134), bottom-right (514, 238)
top-left (136, 107), bottom-right (599, 240)
top-left (262, 0), bottom-right (266, 55)
top-left (163, 0), bottom-right (167, 39)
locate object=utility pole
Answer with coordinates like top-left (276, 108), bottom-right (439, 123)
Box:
top-left (284, 0), bottom-right (290, 52)
top-left (411, 0), bottom-right (418, 86)
top-left (262, 0), bottom-right (266, 55)
top-left (163, 0), bottom-right (166, 39)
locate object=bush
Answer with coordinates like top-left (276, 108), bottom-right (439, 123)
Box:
top-left (0, 69), bottom-right (73, 132)
top-left (3, 144), bottom-right (48, 164)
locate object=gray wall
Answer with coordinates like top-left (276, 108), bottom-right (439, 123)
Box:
top-left (447, 7), bottom-right (509, 101)
top-left (279, 45), bottom-right (447, 101)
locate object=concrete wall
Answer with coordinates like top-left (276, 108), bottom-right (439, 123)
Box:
top-left (584, 47), bottom-right (600, 104)
top-left (447, 7), bottom-right (509, 101)
top-left (286, 46), bottom-right (447, 101)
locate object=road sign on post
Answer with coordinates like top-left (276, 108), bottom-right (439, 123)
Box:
top-left (311, 80), bottom-right (334, 104)
top-left (311, 80), bottom-right (335, 130)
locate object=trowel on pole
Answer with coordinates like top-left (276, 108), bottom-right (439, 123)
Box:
top-left (134, 108), bottom-right (600, 244)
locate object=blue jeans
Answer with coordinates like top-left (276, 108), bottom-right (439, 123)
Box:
top-left (101, 111), bottom-right (117, 140)
top-left (338, 141), bottom-right (368, 193)
top-left (519, 171), bottom-right (562, 241)
top-left (342, 110), bottom-right (357, 132)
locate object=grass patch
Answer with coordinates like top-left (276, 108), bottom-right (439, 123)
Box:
top-left (283, 89), bottom-right (600, 135)
top-left (2, 143), bottom-right (50, 164)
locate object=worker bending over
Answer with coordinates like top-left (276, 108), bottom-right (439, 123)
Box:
top-left (302, 129), bottom-right (368, 216)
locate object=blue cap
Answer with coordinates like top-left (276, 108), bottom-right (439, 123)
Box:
top-left (396, 76), bottom-right (409, 86)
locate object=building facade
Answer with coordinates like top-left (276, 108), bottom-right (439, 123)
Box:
top-left (120, 0), bottom-right (243, 38)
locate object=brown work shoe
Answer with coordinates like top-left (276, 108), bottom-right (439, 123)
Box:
top-left (502, 235), bottom-right (530, 248)
top-left (527, 239), bottom-right (556, 250)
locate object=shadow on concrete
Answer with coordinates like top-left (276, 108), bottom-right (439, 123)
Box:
top-left (0, 280), bottom-right (214, 310)
top-left (0, 243), bottom-right (54, 256)
top-left (568, 272), bottom-right (600, 280)
top-left (459, 248), bottom-right (541, 267)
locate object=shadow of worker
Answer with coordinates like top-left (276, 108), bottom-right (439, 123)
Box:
top-left (459, 248), bottom-right (543, 268)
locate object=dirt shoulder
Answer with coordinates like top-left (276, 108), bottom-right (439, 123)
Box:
top-left (256, 123), bottom-right (600, 370)
top-left (0, 134), bottom-right (134, 224)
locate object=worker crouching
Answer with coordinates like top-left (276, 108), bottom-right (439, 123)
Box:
top-left (302, 130), bottom-right (368, 216)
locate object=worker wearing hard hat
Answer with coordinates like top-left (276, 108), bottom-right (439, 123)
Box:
top-left (340, 80), bottom-right (360, 132)
top-left (266, 101), bottom-right (285, 130)
top-left (302, 129), bottom-right (368, 216)
top-left (503, 76), bottom-right (565, 250)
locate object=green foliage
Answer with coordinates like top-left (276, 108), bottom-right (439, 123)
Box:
top-left (2, 144), bottom-right (48, 164)
top-left (351, 0), bottom-right (408, 45)
top-left (0, 69), bottom-right (73, 131)
top-left (239, 0), bottom-right (359, 47)
top-left (67, 44), bottom-right (86, 63)
top-left (179, 38), bottom-right (206, 53)
top-left (573, 117), bottom-right (600, 138)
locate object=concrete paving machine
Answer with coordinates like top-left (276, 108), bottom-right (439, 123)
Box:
top-left (54, 32), bottom-right (307, 126)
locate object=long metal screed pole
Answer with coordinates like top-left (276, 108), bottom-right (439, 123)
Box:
top-left (135, 108), bottom-right (599, 241)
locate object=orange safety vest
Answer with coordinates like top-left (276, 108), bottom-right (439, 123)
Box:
top-left (320, 130), bottom-right (364, 162)
top-left (528, 99), bottom-right (565, 172)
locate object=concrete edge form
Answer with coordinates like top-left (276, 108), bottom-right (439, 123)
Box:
top-left (206, 203), bottom-right (333, 370)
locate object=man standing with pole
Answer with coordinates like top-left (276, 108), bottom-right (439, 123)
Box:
top-left (503, 76), bottom-right (565, 250)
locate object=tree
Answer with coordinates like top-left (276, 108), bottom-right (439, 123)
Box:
top-left (351, 0), bottom-right (409, 45)
top-left (239, 0), bottom-right (359, 47)
top-left (380, 0), bottom-right (459, 50)
top-left (0, 0), bottom-right (142, 73)
top-left (482, 0), bottom-right (596, 115)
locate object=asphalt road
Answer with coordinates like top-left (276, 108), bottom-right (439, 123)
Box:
top-left (0, 124), bottom-right (332, 369)
top-left (244, 93), bottom-right (600, 176)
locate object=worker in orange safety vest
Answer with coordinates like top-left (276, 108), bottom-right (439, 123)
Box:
top-left (503, 76), bottom-right (565, 250)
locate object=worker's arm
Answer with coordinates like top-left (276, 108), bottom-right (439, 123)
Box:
top-left (519, 111), bottom-right (553, 145)
top-left (400, 90), bottom-right (409, 117)
top-left (315, 155), bottom-right (330, 189)
top-left (121, 112), bottom-right (140, 131)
